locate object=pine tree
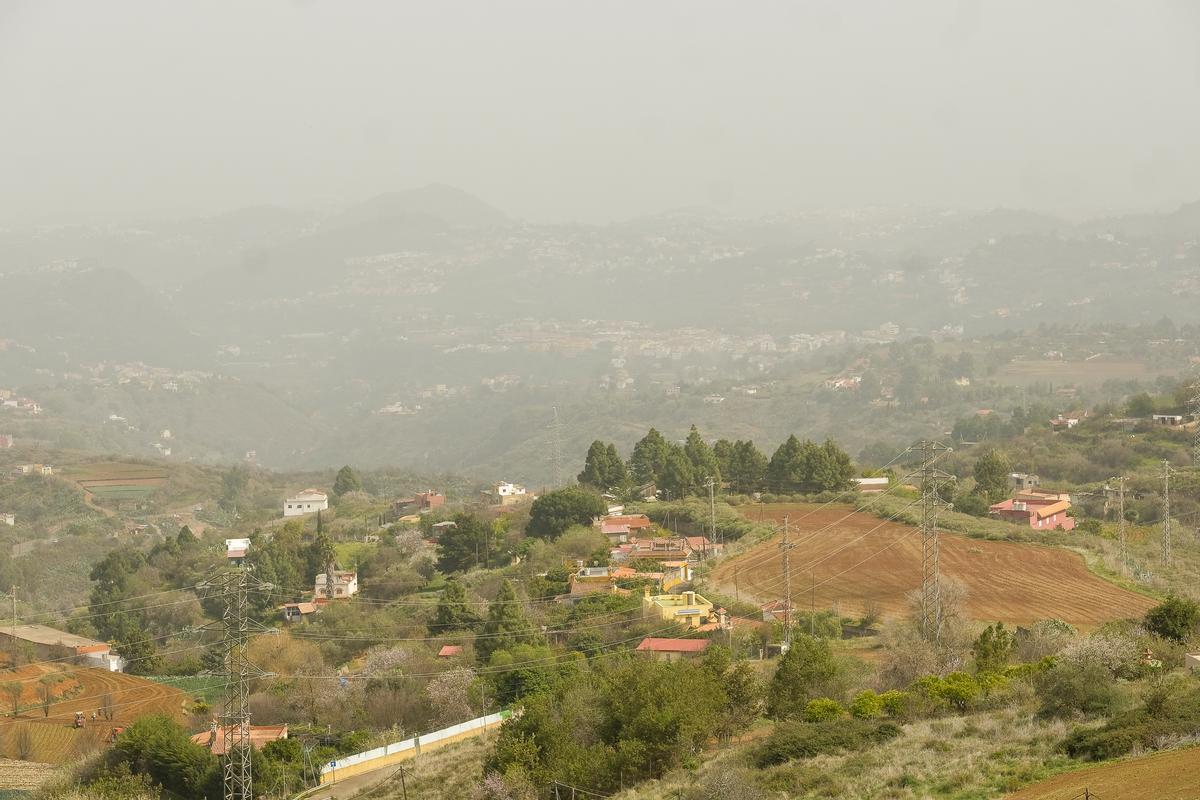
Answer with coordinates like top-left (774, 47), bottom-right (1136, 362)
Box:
top-left (629, 428), bottom-right (670, 485)
top-left (578, 440), bottom-right (619, 489)
top-left (657, 446), bottom-right (696, 499)
top-left (332, 465), bottom-right (362, 497)
top-left (684, 425), bottom-right (721, 486)
top-left (434, 579), bottom-right (482, 631)
top-left (477, 581), bottom-right (539, 661)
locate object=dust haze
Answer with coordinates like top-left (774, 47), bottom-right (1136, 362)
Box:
top-left (3, 0), bottom-right (1199, 223)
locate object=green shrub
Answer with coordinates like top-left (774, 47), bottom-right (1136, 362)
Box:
top-left (803, 698), bottom-right (847, 723)
top-left (1035, 661), bottom-right (1122, 720)
top-left (849, 690), bottom-right (884, 719)
top-left (1144, 594), bottom-right (1200, 643)
top-left (753, 719), bottom-right (902, 767)
top-left (879, 689), bottom-right (910, 719)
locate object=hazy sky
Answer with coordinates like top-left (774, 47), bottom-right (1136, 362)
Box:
top-left (2, 1), bottom-right (1199, 223)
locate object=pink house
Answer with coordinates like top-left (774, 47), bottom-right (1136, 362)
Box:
top-left (989, 498), bottom-right (1075, 531)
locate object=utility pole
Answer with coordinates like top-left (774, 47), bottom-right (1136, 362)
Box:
top-left (810, 570), bottom-right (816, 636)
top-left (1162, 459), bottom-right (1173, 566)
top-left (905, 440), bottom-right (954, 649)
top-left (550, 407), bottom-right (564, 488)
top-left (1114, 475), bottom-right (1127, 568)
top-left (705, 476), bottom-right (717, 545)
top-left (779, 515), bottom-right (794, 651)
top-left (200, 567), bottom-right (274, 800)
top-left (7, 586), bottom-right (15, 662)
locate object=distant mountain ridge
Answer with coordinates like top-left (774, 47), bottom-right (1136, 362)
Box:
top-left (321, 184), bottom-right (509, 231)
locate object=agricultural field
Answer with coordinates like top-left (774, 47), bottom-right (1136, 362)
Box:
top-left (714, 504), bottom-right (1154, 627)
top-left (0, 668), bottom-right (188, 764)
top-left (63, 461), bottom-right (168, 502)
top-left (0, 758), bottom-right (56, 792)
top-left (997, 357), bottom-right (1174, 386)
top-left (1006, 746), bottom-right (1200, 800)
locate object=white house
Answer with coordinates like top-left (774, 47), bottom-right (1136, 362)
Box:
top-left (314, 571), bottom-right (358, 600)
top-left (1, 513), bottom-right (13, 526)
top-left (225, 538), bottom-right (250, 564)
top-left (284, 489), bottom-right (329, 517)
top-left (853, 477), bottom-right (889, 493)
top-left (493, 482), bottom-right (527, 506)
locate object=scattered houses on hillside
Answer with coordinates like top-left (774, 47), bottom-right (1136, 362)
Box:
top-left (284, 489), bottom-right (328, 517)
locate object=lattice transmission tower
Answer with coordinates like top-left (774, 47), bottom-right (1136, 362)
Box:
top-left (200, 568), bottom-right (274, 800)
top-left (904, 440), bottom-right (954, 648)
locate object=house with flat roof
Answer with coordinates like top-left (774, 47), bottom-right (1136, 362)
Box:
top-left (284, 489), bottom-right (328, 517)
top-left (0, 624), bottom-right (124, 671)
top-left (642, 588), bottom-right (718, 629)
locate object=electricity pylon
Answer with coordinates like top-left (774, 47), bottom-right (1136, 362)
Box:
top-left (904, 440), bottom-right (954, 648)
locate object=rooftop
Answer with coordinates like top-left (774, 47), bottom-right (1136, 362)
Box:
top-left (636, 637), bottom-right (710, 654)
top-left (0, 624), bottom-right (108, 651)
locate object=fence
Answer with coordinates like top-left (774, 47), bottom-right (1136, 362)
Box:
top-left (319, 709), bottom-right (512, 784)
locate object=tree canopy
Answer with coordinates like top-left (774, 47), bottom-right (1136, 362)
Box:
top-left (527, 487), bottom-right (607, 540)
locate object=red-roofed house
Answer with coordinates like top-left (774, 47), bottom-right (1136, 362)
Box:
top-left (281, 602), bottom-right (318, 624)
top-left (597, 514), bottom-right (653, 544)
top-left (192, 722), bottom-right (288, 754)
top-left (989, 498), bottom-right (1075, 531)
top-left (636, 637), bottom-right (710, 662)
top-left (437, 644), bottom-right (463, 658)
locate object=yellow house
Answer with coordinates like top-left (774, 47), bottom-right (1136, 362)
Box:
top-left (642, 588), bottom-right (715, 629)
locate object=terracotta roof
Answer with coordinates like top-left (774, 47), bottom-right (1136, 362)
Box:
top-left (226, 549), bottom-right (247, 559)
top-left (636, 637), bottom-right (710, 653)
top-left (192, 724), bottom-right (287, 755)
top-left (283, 602), bottom-right (317, 614)
top-left (437, 645), bottom-right (463, 657)
top-left (602, 514), bottom-right (653, 528)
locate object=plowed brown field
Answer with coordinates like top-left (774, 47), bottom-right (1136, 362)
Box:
top-left (0, 667), bottom-right (188, 763)
top-left (1006, 746), bottom-right (1200, 799)
top-left (713, 504), bottom-right (1154, 627)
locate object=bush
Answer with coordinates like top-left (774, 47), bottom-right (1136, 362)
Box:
top-left (803, 698), bottom-right (846, 723)
top-left (878, 689), bottom-right (910, 718)
top-left (1061, 687), bottom-right (1200, 760)
top-left (1144, 594), bottom-right (1200, 643)
top-left (849, 690), bottom-right (884, 719)
top-left (753, 719), bottom-right (902, 767)
top-left (910, 672), bottom-right (981, 712)
top-left (1035, 661), bottom-right (1122, 719)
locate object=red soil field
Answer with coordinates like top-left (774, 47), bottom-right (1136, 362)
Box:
top-left (0, 667), bottom-right (188, 763)
top-left (713, 504), bottom-right (1154, 627)
top-left (1006, 746), bottom-right (1200, 800)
